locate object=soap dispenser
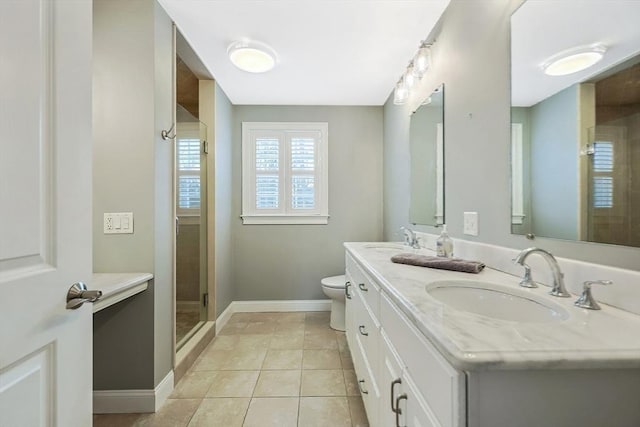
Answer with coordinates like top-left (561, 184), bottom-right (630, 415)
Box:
top-left (436, 225), bottom-right (454, 258)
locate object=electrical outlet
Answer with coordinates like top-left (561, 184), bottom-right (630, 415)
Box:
top-left (104, 214), bottom-right (113, 232)
top-left (464, 212), bottom-right (478, 236)
top-left (104, 212), bottom-right (134, 234)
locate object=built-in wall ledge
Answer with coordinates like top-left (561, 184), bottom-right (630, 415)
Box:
top-left (92, 273), bottom-right (153, 313)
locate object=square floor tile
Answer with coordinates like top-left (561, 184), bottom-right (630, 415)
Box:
top-left (171, 371), bottom-right (217, 398)
top-left (135, 399), bottom-right (201, 427)
top-left (210, 335), bottom-right (272, 351)
top-left (298, 397), bottom-right (351, 427)
top-left (302, 349), bottom-right (342, 369)
top-left (187, 398), bottom-right (249, 427)
top-left (348, 396), bottom-right (369, 426)
top-left (192, 349), bottom-right (267, 371)
top-left (301, 369), bottom-right (346, 396)
top-left (270, 332), bottom-right (304, 350)
top-left (343, 369), bottom-right (360, 396)
top-left (303, 330), bottom-right (338, 350)
top-left (205, 371), bottom-right (260, 398)
top-left (262, 349), bottom-right (303, 370)
top-left (242, 322), bottom-right (276, 335)
top-left (93, 413), bottom-right (141, 427)
top-left (253, 370), bottom-right (301, 397)
top-left (242, 397), bottom-right (298, 427)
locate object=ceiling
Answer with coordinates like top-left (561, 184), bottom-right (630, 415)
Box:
top-left (158, 0), bottom-right (450, 106)
top-left (511, 0), bottom-right (640, 107)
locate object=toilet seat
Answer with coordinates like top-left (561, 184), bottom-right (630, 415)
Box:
top-left (321, 275), bottom-right (346, 289)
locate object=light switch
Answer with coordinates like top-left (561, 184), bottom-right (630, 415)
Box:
top-left (104, 212), bottom-right (134, 234)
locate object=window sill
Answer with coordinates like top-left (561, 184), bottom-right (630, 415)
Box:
top-left (241, 215), bottom-right (329, 225)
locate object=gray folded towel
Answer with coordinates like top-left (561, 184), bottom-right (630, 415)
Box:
top-left (390, 253), bottom-right (485, 274)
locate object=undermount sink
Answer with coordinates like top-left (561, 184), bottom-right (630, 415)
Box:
top-left (426, 280), bottom-right (569, 323)
top-left (363, 242), bottom-right (408, 251)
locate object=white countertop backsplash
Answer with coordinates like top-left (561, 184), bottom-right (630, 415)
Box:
top-left (346, 240), bottom-right (640, 370)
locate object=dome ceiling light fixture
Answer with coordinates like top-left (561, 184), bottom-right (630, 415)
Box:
top-left (227, 39), bottom-right (277, 73)
top-left (542, 44), bottom-right (607, 76)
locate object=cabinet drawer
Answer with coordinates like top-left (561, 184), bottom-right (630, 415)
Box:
top-left (351, 331), bottom-right (380, 427)
top-left (346, 253), bottom-right (380, 316)
top-left (354, 292), bottom-right (380, 377)
top-left (380, 292), bottom-right (463, 427)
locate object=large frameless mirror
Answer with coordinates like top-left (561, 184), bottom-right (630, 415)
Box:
top-left (510, 0), bottom-right (640, 247)
top-left (409, 84), bottom-right (444, 226)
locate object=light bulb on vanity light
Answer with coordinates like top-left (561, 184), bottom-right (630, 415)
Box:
top-left (413, 44), bottom-right (431, 79)
top-left (394, 77), bottom-right (409, 105)
top-left (404, 62), bottom-right (417, 89)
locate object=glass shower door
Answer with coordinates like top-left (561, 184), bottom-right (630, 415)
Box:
top-left (175, 111), bottom-right (208, 349)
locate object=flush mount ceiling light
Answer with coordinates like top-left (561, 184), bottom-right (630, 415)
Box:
top-left (542, 45), bottom-right (607, 76)
top-left (227, 40), bottom-right (277, 73)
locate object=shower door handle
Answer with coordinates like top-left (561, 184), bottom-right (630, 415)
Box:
top-left (66, 282), bottom-right (102, 310)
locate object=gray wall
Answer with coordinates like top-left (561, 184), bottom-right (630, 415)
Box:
top-left (530, 85), bottom-right (579, 240)
top-left (511, 107), bottom-right (532, 235)
top-left (232, 106), bottom-right (384, 301)
top-left (92, 0), bottom-right (173, 389)
top-left (214, 83), bottom-right (234, 315)
top-left (382, 0), bottom-right (640, 270)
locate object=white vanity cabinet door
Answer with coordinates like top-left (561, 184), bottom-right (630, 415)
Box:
top-left (381, 330), bottom-right (441, 427)
top-left (351, 328), bottom-right (381, 427)
top-left (345, 271), bottom-right (356, 351)
top-left (401, 373), bottom-right (441, 427)
top-left (380, 330), bottom-right (405, 426)
top-left (347, 253), bottom-right (380, 316)
top-left (380, 292), bottom-right (464, 427)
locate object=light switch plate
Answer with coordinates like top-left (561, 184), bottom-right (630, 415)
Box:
top-left (104, 212), bottom-right (134, 234)
top-left (463, 211), bottom-right (478, 236)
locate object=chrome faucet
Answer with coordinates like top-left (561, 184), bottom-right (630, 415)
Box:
top-left (575, 280), bottom-right (613, 310)
top-left (400, 226), bottom-right (420, 249)
top-left (513, 247), bottom-right (571, 297)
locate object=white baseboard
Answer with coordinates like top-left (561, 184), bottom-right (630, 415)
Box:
top-left (215, 299), bottom-right (331, 334)
top-left (93, 370), bottom-right (174, 414)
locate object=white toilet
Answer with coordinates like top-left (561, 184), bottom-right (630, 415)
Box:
top-left (321, 275), bottom-right (346, 331)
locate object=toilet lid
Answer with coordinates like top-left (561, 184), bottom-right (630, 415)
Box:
top-left (321, 275), bottom-right (346, 289)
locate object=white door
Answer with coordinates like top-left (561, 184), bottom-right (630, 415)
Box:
top-left (0, 1), bottom-right (94, 426)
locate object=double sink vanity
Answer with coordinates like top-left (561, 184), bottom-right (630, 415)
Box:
top-left (344, 242), bottom-right (640, 427)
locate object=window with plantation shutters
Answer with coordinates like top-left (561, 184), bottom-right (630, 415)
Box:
top-left (176, 128), bottom-right (202, 215)
top-left (242, 122), bottom-right (329, 224)
top-left (591, 141), bottom-right (614, 209)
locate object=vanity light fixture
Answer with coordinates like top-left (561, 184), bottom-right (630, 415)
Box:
top-left (542, 45), bottom-right (607, 76)
top-left (412, 43), bottom-right (432, 79)
top-left (393, 41), bottom-right (433, 105)
top-left (227, 39), bottom-right (277, 73)
top-left (394, 77), bottom-right (409, 105)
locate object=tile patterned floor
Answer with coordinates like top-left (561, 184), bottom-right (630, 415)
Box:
top-left (176, 304), bottom-right (201, 344)
top-left (93, 311), bottom-right (368, 427)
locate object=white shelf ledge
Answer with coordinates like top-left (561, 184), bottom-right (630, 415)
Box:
top-left (92, 272), bottom-right (153, 313)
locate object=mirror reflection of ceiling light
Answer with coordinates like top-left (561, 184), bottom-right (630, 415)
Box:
top-left (228, 40), bottom-right (277, 73)
top-left (542, 45), bottom-right (607, 76)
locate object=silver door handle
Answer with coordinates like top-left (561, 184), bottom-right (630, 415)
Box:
top-left (358, 283), bottom-right (368, 292)
top-left (66, 282), bottom-right (102, 310)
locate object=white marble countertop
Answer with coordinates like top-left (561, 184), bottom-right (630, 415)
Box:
top-left (345, 242), bottom-right (640, 371)
top-left (92, 272), bottom-right (152, 313)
